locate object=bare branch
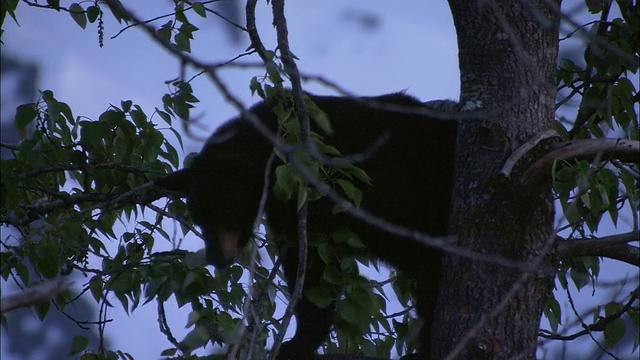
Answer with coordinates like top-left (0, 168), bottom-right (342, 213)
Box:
top-left (522, 139), bottom-right (640, 184)
top-left (184, 0), bottom-right (246, 32)
top-left (557, 231), bottom-right (640, 266)
top-left (22, 0), bottom-right (83, 14)
top-left (146, 202), bottom-right (202, 239)
top-left (539, 288), bottom-right (639, 341)
top-left (110, 8), bottom-right (175, 39)
top-left (157, 299), bottom-right (186, 356)
top-left (227, 149), bottom-right (277, 360)
top-left (245, 0), bottom-right (270, 64)
top-left (268, 1), bottom-right (310, 358)
top-left (0, 142), bottom-right (20, 151)
top-left (1, 277), bottom-right (71, 313)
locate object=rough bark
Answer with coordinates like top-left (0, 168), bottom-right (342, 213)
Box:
top-left (432, 1), bottom-right (560, 359)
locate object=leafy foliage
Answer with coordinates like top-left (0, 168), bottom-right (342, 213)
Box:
top-left (554, 0), bottom-right (638, 234)
top-left (543, 0), bottom-right (639, 353)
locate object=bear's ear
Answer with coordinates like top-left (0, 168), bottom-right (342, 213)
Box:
top-left (155, 168), bottom-right (192, 192)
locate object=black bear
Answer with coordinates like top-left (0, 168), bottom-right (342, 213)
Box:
top-left (156, 92), bottom-right (457, 359)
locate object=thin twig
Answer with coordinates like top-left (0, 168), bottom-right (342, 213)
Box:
top-left (539, 287), bottom-right (639, 341)
top-left (267, 1), bottom-right (311, 358)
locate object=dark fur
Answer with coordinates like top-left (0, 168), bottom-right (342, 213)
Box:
top-left (156, 93), bottom-right (457, 359)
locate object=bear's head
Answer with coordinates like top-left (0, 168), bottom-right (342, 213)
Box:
top-left (156, 124), bottom-right (270, 267)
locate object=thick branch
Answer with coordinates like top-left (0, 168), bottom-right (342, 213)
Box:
top-left (522, 139), bottom-right (640, 184)
top-left (1, 277), bottom-right (71, 313)
top-left (557, 231), bottom-right (640, 266)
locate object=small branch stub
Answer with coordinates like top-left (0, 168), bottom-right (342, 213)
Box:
top-left (522, 138), bottom-right (640, 184)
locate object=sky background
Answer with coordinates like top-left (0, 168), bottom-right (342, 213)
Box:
top-left (1, 0), bottom-right (637, 359)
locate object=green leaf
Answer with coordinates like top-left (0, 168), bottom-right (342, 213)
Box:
top-left (229, 265), bottom-right (244, 283)
top-left (569, 264), bottom-right (590, 291)
top-left (57, 101), bottom-right (74, 124)
top-left (604, 301), bottom-right (623, 317)
top-left (333, 228), bottom-right (365, 249)
top-left (179, 22), bottom-right (199, 35)
top-left (161, 141), bottom-right (180, 169)
top-left (337, 179), bottom-right (363, 207)
top-left (315, 141), bottom-right (342, 156)
top-left (175, 5), bottom-right (187, 23)
top-left (620, 169), bottom-right (638, 205)
top-left (89, 276), bottom-right (103, 302)
top-left (172, 96), bottom-right (192, 119)
top-left (69, 3), bottom-right (87, 29)
top-left (35, 301), bottom-right (50, 320)
top-left (115, 291), bottom-right (129, 314)
top-left (157, 21), bottom-right (173, 44)
top-left (274, 163), bottom-right (298, 201)
top-left (192, 2), bottom-right (206, 17)
top-left (604, 318), bottom-right (626, 348)
top-left (14, 262), bottom-right (29, 284)
top-left (69, 335), bottom-right (89, 355)
top-left (306, 99), bottom-right (333, 135)
top-left (113, 135), bottom-right (127, 163)
top-left (250, 77), bottom-right (266, 98)
top-left (174, 31), bottom-right (191, 52)
top-left (14, 103), bottom-right (37, 137)
top-left (121, 100), bottom-right (132, 112)
top-left (181, 325), bottom-right (210, 351)
top-left (306, 286), bottom-right (334, 308)
top-left (339, 298), bottom-right (362, 325)
top-left (323, 265), bottom-right (342, 285)
top-left (347, 165), bottom-right (371, 184)
top-left (543, 295), bottom-right (562, 333)
top-left (340, 257), bottom-right (358, 272)
top-left (130, 109), bottom-right (147, 128)
top-left (160, 348), bottom-right (177, 356)
top-left (46, 0), bottom-right (60, 10)
top-left (316, 242), bottom-right (333, 264)
top-left (1, 0), bottom-right (19, 28)
top-left (86, 5), bottom-right (100, 23)
top-left (155, 108), bottom-right (172, 125)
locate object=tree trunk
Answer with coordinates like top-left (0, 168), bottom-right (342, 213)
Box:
top-left (432, 1), bottom-right (560, 359)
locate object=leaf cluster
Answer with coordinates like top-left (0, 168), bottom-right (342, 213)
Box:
top-left (544, 0), bottom-right (639, 353)
top-left (554, 0), bottom-right (638, 243)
